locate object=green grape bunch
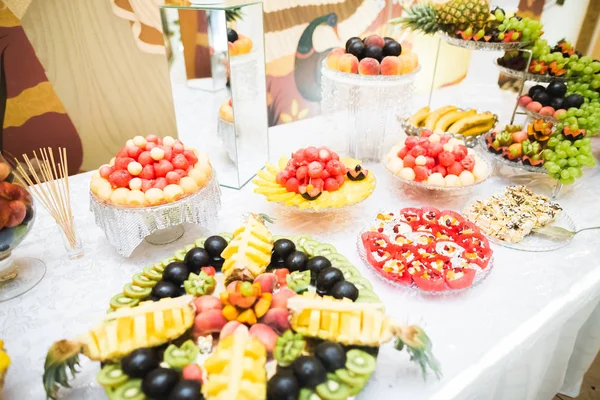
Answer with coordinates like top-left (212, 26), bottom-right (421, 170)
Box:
top-left (542, 134), bottom-right (596, 184)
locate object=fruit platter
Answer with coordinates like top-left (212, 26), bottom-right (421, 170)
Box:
top-left (401, 105), bottom-right (498, 147)
top-left (385, 132), bottom-right (490, 191)
top-left (358, 207), bottom-right (494, 293)
top-left (325, 35), bottom-right (419, 77)
top-left (463, 186), bottom-right (574, 251)
top-left (253, 147), bottom-right (376, 212)
top-left (517, 81), bottom-right (582, 122)
top-left (43, 214), bottom-right (440, 400)
top-left (89, 135), bottom-right (221, 256)
top-left (392, 3), bottom-right (539, 51)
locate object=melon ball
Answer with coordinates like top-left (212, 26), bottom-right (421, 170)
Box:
top-left (109, 157), bottom-right (116, 167)
top-left (429, 133), bottom-right (441, 143)
top-left (180, 176), bottom-right (199, 194)
top-left (162, 136), bottom-right (176, 147)
top-left (473, 162), bottom-right (489, 181)
top-left (459, 170), bottom-right (475, 186)
top-left (449, 137), bottom-right (464, 146)
top-left (129, 177), bottom-right (142, 191)
top-left (415, 155), bottom-right (427, 166)
top-left (445, 174), bottom-right (460, 187)
top-left (399, 167), bottom-right (416, 181)
top-left (127, 190), bottom-right (145, 206)
top-left (388, 158), bottom-right (404, 174)
top-left (164, 184), bottom-right (184, 202)
top-left (91, 170), bottom-right (101, 181)
top-left (427, 172), bottom-right (445, 186)
top-left (150, 147), bottom-right (165, 161)
top-left (96, 179), bottom-right (113, 201)
top-left (195, 152), bottom-right (210, 168)
top-left (188, 168), bottom-right (209, 187)
top-left (145, 188), bottom-right (164, 206)
top-left (133, 135), bottom-right (147, 148)
top-left (125, 139), bottom-right (135, 148)
top-left (110, 187), bottom-right (130, 205)
top-left (443, 143), bottom-right (454, 153)
top-left (127, 161), bottom-right (143, 176)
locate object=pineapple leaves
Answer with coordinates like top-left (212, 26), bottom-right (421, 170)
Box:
top-left (394, 326), bottom-right (442, 380)
top-left (43, 340), bottom-right (83, 399)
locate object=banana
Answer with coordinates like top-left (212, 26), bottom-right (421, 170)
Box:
top-left (423, 106), bottom-right (457, 129)
top-left (434, 109), bottom-right (476, 132)
top-left (461, 120), bottom-right (496, 136)
top-left (409, 106), bottom-right (430, 127)
top-left (447, 113), bottom-right (495, 134)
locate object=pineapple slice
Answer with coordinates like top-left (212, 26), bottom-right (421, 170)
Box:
top-left (203, 326), bottom-right (267, 400)
top-left (43, 296), bottom-right (195, 399)
top-left (221, 214), bottom-right (273, 284)
top-left (287, 293), bottom-right (441, 378)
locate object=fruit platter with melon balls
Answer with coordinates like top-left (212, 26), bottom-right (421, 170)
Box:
top-left (325, 35), bottom-right (419, 77)
top-left (359, 207), bottom-right (494, 293)
top-left (43, 214), bottom-right (440, 400)
top-left (253, 146), bottom-right (376, 212)
top-left (402, 105), bottom-right (497, 147)
top-left (392, 3), bottom-right (539, 50)
top-left (385, 132), bottom-right (490, 190)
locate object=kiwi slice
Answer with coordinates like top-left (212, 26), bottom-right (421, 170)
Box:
top-left (335, 368), bottom-right (369, 388)
top-left (184, 244), bottom-right (195, 252)
top-left (346, 276), bottom-right (373, 291)
top-left (142, 267), bottom-right (162, 281)
top-left (316, 374), bottom-right (351, 400)
top-left (194, 237), bottom-right (207, 248)
top-left (337, 265), bottom-right (359, 279)
top-left (301, 239), bottom-right (320, 256)
top-left (164, 340), bottom-right (200, 369)
top-left (132, 273), bottom-right (157, 288)
top-left (291, 234), bottom-right (312, 249)
top-left (151, 263), bottom-right (165, 273)
top-left (109, 293), bottom-right (139, 310)
top-left (345, 349), bottom-right (376, 376)
top-left (298, 388), bottom-right (320, 400)
top-left (123, 284), bottom-right (152, 299)
top-left (112, 379), bottom-right (145, 400)
top-left (97, 364), bottom-right (128, 389)
top-left (173, 249), bottom-right (186, 262)
top-left (314, 243), bottom-right (337, 257)
top-left (161, 257), bottom-right (176, 267)
top-left (218, 232), bottom-right (233, 243)
top-left (323, 253), bottom-right (347, 264)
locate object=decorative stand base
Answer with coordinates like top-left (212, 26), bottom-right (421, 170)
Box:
top-left (145, 225), bottom-right (185, 245)
top-left (0, 256), bottom-right (46, 302)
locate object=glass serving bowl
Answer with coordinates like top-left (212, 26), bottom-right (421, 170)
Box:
top-left (517, 105), bottom-right (558, 123)
top-left (0, 153), bottom-right (46, 302)
top-left (494, 60), bottom-right (566, 83)
top-left (438, 32), bottom-right (529, 51)
top-left (478, 133), bottom-right (548, 174)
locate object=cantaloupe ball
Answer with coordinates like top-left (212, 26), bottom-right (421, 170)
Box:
top-left (145, 188), bottom-right (164, 206)
top-left (164, 184), bottom-right (184, 202)
top-left (180, 176), bottom-right (199, 194)
top-left (449, 137), bottom-right (464, 146)
top-left (110, 187), bottom-right (130, 205)
top-left (429, 133), bottom-right (441, 143)
top-left (127, 190), bottom-right (145, 206)
top-left (427, 172), bottom-right (445, 186)
top-left (388, 158), bottom-right (404, 174)
top-left (133, 135), bottom-right (147, 148)
top-left (96, 179), bottom-right (113, 201)
top-left (443, 143), bottom-right (454, 152)
top-left (150, 147), bottom-right (165, 161)
top-left (129, 177), bottom-right (142, 190)
top-left (459, 170), bottom-right (475, 186)
top-left (127, 161), bottom-right (143, 176)
top-left (188, 168), bottom-right (209, 187)
top-left (445, 174), bottom-right (460, 187)
top-left (109, 157), bottom-right (116, 167)
top-left (163, 136), bottom-right (176, 147)
top-left (399, 167), bottom-right (416, 181)
top-left (126, 139), bottom-right (135, 148)
top-left (195, 152), bottom-right (210, 168)
top-left (415, 155), bottom-right (427, 166)
top-left (473, 162), bottom-right (489, 181)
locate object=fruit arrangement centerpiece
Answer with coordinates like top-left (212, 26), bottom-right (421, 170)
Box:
top-left (227, 28), bottom-right (252, 57)
top-left (385, 132), bottom-right (490, 189)
top-left (43, 214), bottom-right (440, 400)
top-left (253, 146), bottom-right (376, 211)
top-left (89, 135), bottom-right (221, 256)
top-left (393, 2), bottom-right (540, 49)
top-left (497, 39), bottom-right (576, 80)
top-left (325, 35), bottom-right (419, 76)
top-left (403, 105), bottom-right (497, 147)
top-left (359, 207), bottom-right (494, 293)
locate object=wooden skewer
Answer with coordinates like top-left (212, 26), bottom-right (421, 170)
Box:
top-left (12, 148), bottom-right (79, 249)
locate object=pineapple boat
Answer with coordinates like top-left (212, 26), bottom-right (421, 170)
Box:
top-left (43, 213), bottom-right (439, 400)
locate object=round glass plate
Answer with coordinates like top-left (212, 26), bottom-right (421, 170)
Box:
top-left (518, 104), bottom-right (558, 122)
top-left (494, 60), bottom-right (566, 83)
top-left (478, 133), bottom-right (548, 174)
top-left (356, 232), bottom-right (494, 296)
top-left (399, 109), bottom-right (498, 148)
top-left (439, 32), bottom-right (529, 51)
top-left (0, 257), bottom-right (46, 302)
top-left (385, 157), bottom-right (492, 196)
top-left (321, 61), bottom-right (420, 87)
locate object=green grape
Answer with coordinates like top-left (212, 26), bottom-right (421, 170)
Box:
top-left (567, 147), bottom-right (579, 157)
top-left (584, 90), bottom-right (594, 99)
top-left (582, 137), bottom-right (592, 145)
top-left (573, 139), bottom-right (584, 148)
top-left (568, 167), bottom-right (582, 178)
top-left (580, 83), bottom-right (590, 90)
top-left (580, 56), bottom-right (593, 64)
top-left (582, 75), bottom-right (592, 83)
top-left (560, 177), bottom-right (575, 185)
top-left (523, 28), bottom-right (531, 37)
top-left (566, 108), bottom-right (576, 117)
top-left (575, 109), bottom-right (584, 117)
top-left (569, 54), bottom-right (579, 61)
top-left (547, 164), bottom-right (561, 174)
top-left (560, 169), bottom-right (571, 179)
top-left (557, 112), bottom-right (567, 120)
top-left (498, 24), bottom-right (506, 31)
top-left (580, 146), bottom-right (592, 156)
top-left (556, 150), bottom-right (568, 159)
top-left (566, 69), bottom-right (573, 78)
top-left (542, 148), bottom-right (554, 159)
top-left (573, 62), bottom-right (585, 72)
top-left (567, 157), bottom-right (579, 167)
top-left (584, 66), bottom-right (594, 75)
top-left (577, 117), bottom-right (588, 126)
top-left (590, 61), bottom-right (600, 73)
top-left (576, 154), bottom-right (588, 165)
top-left (547, 137), bottom-right (560, 148)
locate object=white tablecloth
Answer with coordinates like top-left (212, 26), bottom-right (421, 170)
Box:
top-left (2, 115), bottom-right (600, 400)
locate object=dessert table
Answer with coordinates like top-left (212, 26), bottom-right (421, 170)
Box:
top-left (2, 114), bottom-right (600, 400)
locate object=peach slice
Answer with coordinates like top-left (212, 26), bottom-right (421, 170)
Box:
top-left (259, 308), bottom-right (291, 334)
top-left (254, 273), bottom-right (277, 294)
top-left (271, 287), bottom-right (297, 309)
top-left (220, 321), bottom-right (243, 340)
top-left (222, 305), bottom-right (240, 321)
top-left (249, 323), bottom-right (278, 354)
top-left (237, 308), bottom-right (257, 325)
top-left (253, 293), bottom-right (272, 319)
top-left (193, 309), bottom-right (227, 337)
top-left (194, 295), bottom-right (223, 315)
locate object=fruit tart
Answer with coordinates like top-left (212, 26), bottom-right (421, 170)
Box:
top-left (90, 135), bottom-right (213, 207)
top-left (359, 207), bottom-right (494, 293)
top-left (253, 146), bottom-right (376, 211)
top-left (385, 132), bottom-right (490, 188)
top-left (43, 214), bottom-right (440, 400)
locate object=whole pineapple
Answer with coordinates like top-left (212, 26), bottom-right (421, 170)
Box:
top-left (394, 0), bottom-right (491, 34)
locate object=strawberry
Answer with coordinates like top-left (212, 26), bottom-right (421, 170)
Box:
top-left (438, 151), bottom-right (455, 167)
top-left (432, 165), bottom-right (447, 177)
top-left (324, 177), bottom-right (340, 191)
top-left (139, 164), bottom-right (156, 180)
top-left (183, 150), bottom-right (198, 165)
top-left (138, 151), bottom-right (153, 166)
top-left (447, 161), bottom-right (464, 176)
top-left (115, 157), bottom-right (135, 171)
top-left (153, 177), bottom-right (167, 189)
top-left (109, 170), bottom-right (132, 188)
top-left (166, 171), bottom-right (181, 184)
top-left (99, 165), bottom-right (114, 179)
top-left (304, 146), bottom-right (319, 162)
top-left (201, 266), bottom-right (216, 277)
top-left (158, 145), bottom-right (172, 161)
top-left (285, 177), bottom-right (300, 193)
top-left (172, 143), bottom-right (185, 154)
top-left (127, 146), bottom-right (142, 159)
top-left (172, 154), bottom-right (190, 170)
top-left (403, 154), bottom-right (416, 168)
top-left (141, 179), bottom-right (154, 192)
top-left (413, 166), bottom-right (430, 182)
top-left (154, 159), bottom-right (174, 177)
top-left (405, 136), bottom-right (418, 149)
top-left (308, 161), bottom-right (323, 178)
